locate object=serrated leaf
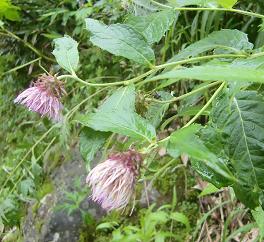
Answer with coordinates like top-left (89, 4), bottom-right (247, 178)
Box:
top-left (211, 91), bottom-right (264, 208)
top-left (125, 10), bottom-right (177, 44)
top-left (76, 85), bottom-right (156, 143)
top-left (79, 128), bottom-right (109, 170)
top-left (151, 64), bottom-right (264, 84)
top-left (168, 124), bottom-right (235, 183)
top-left (85, 18), bottom-right (155, 65)
top-left (145, 91), bottom-right (173, 128)
top-left (52, 36), bottom-right (79, 74)
top-left (168, 29), bottom-right (253, 63)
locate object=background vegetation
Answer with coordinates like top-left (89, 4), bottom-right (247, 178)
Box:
top-left (1, 0), bottom-right (264, 241)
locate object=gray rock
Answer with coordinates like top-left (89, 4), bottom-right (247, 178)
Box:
top-left (22, 150), bottom-right (104, 242)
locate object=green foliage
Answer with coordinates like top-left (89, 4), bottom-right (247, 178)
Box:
top-left (52, 35), bottom-right (79, 74)
top-left (152, 63), bottom-right (264, 83)
top-left (109, 205), bottom-right (190, 241)
top-left (209, 90), bottom-right (264, 208)
top-left (168, 124), bottom-right (235, 184)
top-left (125, 9), bottom-right (177, 44)
top-left (79, 127), bottom-right (109, 170)
top-left (76, 85), bottom-right (156, 143)
top-left (167, 0), bottom-right (237, 7)
top-left (169, 29), bottom-right (253, 62)
top-left (0, 0), bottom-right (20, 21)
top-left (145, 91), bottom-right (173, 128)
top-left (85, 18), bottom-right (155, 65)
top-left (55, 179), bottom-right (89, 217)
top-left (252, 207), bottom-right (264, 239)
top-left (198, 183), bottom-right (220, 197)
top-left (2, 0), bottom-right (264, 240)
top-left (217, 0), bottom-right (238, 8)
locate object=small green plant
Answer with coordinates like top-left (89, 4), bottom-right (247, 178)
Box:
top-left (55, 179), bottom-right (95, 228)
top-left (96, 204), bottom-right (190, 242)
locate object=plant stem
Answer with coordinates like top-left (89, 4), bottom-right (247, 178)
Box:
top-left (155, 53), bottom-right (247, 69)
top-left (2, 57), bottom-right (41, 75)
top-left (57, 69), bottom-right (156, 87)
top-left (0, 125), bottom-right (56, 194)
top-left (150, 0), bottom-right (264, 19)
top-left (65, 87), bottom-right (108, 120)
top-left (157, 81), bottom-right (225, 145)
top-left (58, 53), bottom-right (245, 87)
top-left (1, 29), bottom-right (54, 62)
top-left (183, 81), bottom-right (226, 128)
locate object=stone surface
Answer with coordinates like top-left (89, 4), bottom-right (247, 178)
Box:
top-left (22, 150), bottom-right (104, 242)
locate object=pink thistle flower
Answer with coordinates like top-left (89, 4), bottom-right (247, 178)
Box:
top-left (86, 150), bottom-right (142, 212)
top-left (14, 74), bottom-right (66, 122)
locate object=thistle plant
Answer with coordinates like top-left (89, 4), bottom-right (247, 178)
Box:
top-left (14, 74), bottom-right (66, 122)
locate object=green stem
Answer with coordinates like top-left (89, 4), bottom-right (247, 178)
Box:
top-left (183, 81), bottom-right (226, 128)
top-left (148, 81), bottom-right (222, 104)
top-left (0, 125), bottom-right (57, 194)
top-left (150, 0), bottom-right (264, 19)
top-left (65, 87), bottom-right (108, 120)
top-left (58, 54), bottom-right (244, 88)
top-left (157, 81), bottom-right (225, 145)
top-left (57, 69), bottom-right (156, 87)
top-left (7, 137), bottom-right (56, 196)
top-left (155, 53), bottom-right (247, 69)
top-left (2, 57), bottom-right (41, 75)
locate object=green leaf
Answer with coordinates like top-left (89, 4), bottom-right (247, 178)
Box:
top-left (19, 179), bottom-right (35, 196)
top-left (79, 128), bottom-right (109, 170)
top-left (170, 212), bottom-right (190, 231)
top-left (232, 55), bottom-right (264, 69)
top-left (211, 91), bottom-right (264, 208)
top-left (151, 64), bottom-right (264, 84)
top-left (52, 36), bottom-right (79, 74)
top-left (217, 0), bottom-right (237, 8)
top-left (252, 207), bottom-right (264, 238)
top-left (96, 222), bottom-right (119, 231)
top-left (168, 29), bottom-right (253, 63)
top-left (145, 91), bottom-right (173, 128)
top-left (199, 183), bottom-right (220, 197)
top-left (168, 124), bottom-right (235, 183)
top-left (76, 85), bottom-right (156, 143)
top-left (85, 18), bottom-right (155, 65)
top-left (0, 0), bottom-right (20, 21)
top-left (192, 126), bottom-right (232, 187)
top-left (125, 10), bottom-right (177, 44)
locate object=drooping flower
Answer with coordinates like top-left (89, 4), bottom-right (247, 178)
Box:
top-left (86, 150), bottom-right (142, 211)
top-left (14, 74), bottom-right (66, 121)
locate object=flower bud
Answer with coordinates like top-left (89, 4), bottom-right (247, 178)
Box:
top-left (14, 74), bottom-right (66, 121)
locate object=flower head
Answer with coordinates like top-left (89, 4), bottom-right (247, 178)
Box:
top-left (86, 150), bottom-right (142, 211)
top-left (14, 74), bottom-right (66, 121)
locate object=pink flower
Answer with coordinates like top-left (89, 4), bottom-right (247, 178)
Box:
top-left (86, 150), bottom-right (142, 211)
top-left (14, 74), bottom-right (66, 122)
